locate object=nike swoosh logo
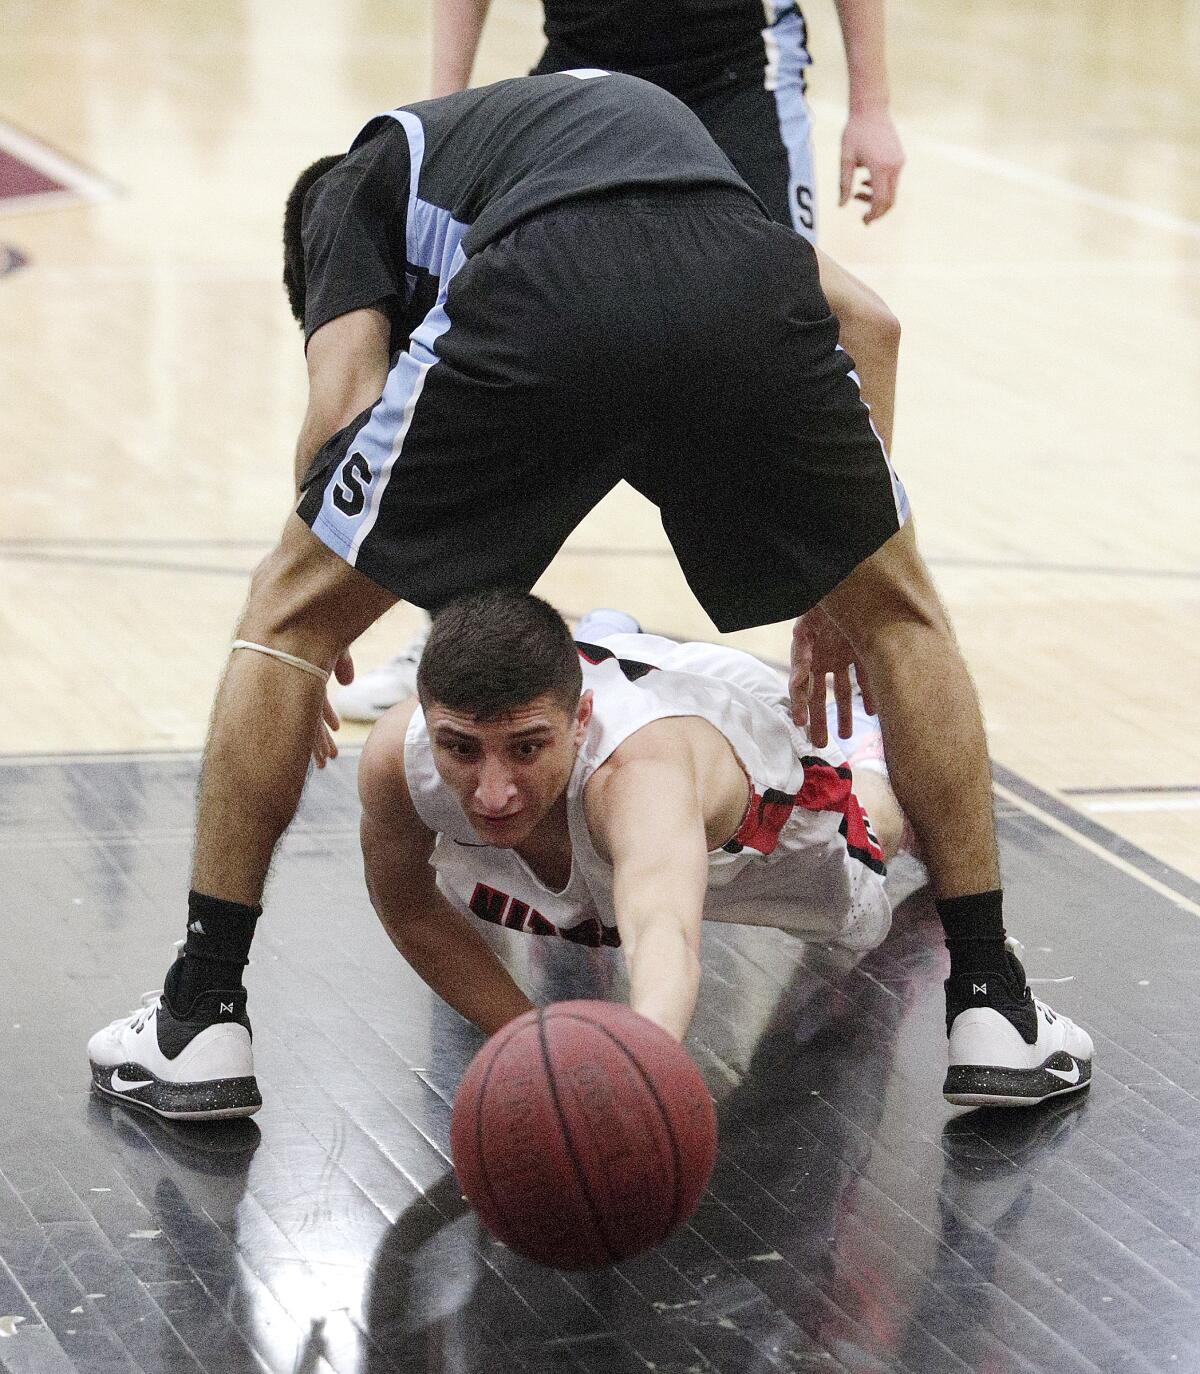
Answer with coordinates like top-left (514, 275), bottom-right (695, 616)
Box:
top-left (110, 1068), bottom-right (154, 1092)
top-left (1045, 1060), bottom-right (1081, 1085)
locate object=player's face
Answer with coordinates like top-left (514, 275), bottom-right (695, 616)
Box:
top-left (426, 691), bottom-right (593, 846)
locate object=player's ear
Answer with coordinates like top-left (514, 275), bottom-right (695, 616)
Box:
top-left (573, 690), bottom-right (593, 742)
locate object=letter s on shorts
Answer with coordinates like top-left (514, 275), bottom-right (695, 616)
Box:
top-left (332, 453), bottom-right (372, 517)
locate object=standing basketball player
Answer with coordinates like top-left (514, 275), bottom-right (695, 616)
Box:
top-left (438, 0), bottom-right (904, 237)
top-left (337, 0), bottom-right (905, 721)
top-left (357, 592), bottom-right (1091, 1106)
top-left (87, 71), bottom-right (1077, 1119)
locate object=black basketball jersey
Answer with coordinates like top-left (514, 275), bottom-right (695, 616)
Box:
top-left (532, 0), bottom-right (803, 100)
top-left (300, 70), bottom-right (756, 345)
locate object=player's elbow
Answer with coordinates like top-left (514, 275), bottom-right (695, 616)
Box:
top-left (621, 910), bottom-right (702, 974)
top-left (853, 293), bottom-right (900, 360)
top-left (874, 299), bottom-right (901, 354)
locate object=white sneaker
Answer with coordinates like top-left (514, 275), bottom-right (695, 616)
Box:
top-left (943, 941), bottom-right (1093, 1107)
top-left (574, 609), bottom-right (642, 641)
top-left (334, 629), bottom-right (428, 722)
top-left (88, 988), bottom-right (261, 1120)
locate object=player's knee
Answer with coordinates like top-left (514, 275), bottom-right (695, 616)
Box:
top-left (240, 537), bottom-right (355, 667)
top-left (826, 523), bottom-right (949, 650)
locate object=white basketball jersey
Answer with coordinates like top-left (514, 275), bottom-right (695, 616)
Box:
top-left (403, 633), bottom-right (891, 952)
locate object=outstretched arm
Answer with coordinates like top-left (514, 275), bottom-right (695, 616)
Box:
top-left (831, 0), bottom-right (905, 223)
top-left (359, 701), bottom-right (536, 1036)
top-left (585, 723), bottom-right (715, 1041)
top-left (430, 0), bottom-right (494, 96)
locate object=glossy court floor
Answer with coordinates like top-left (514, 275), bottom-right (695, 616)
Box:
top-left (1, 750), bottom-right (1198, 1374)
top-left (3, 0), bottom-right (1200, 1370)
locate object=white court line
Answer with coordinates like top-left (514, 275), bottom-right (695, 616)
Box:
top-left (0, 119), bottom-right (118, 207)
top-left (916, 137), bottom-right (1200, 243)
top-left (1083, 798), bottom-right (1200, 815)
top-left (810, 97), bottom-right (1200, 243)
top-left (993, 781), bottom-right (1200, 921)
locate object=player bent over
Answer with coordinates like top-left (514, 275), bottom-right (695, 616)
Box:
top-left (358, 591), bottom-right (1091, 1107)
top-left (87, 70), bottom-right (1091, 1120)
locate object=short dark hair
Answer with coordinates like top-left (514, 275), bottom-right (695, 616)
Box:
top-left (417, 590), bottom-right (583, 720)
top-left (282, 154), bottom-right (344, 326)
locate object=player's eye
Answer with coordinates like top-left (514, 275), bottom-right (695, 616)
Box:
top-left (515, 740), bottom-right (545, 758)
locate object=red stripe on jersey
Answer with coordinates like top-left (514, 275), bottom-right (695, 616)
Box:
top-left (727, 760), bottom-right (886, 873)
top-left (729, 786), bottom-right (796, 855)
top-left (795, 757), bottom-right (853, 812)
top-left (798, 757), bottom-right (887, 872)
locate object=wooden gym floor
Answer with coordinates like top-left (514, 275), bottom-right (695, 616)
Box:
top-left (1, 0), bottom-right (1198, 1370)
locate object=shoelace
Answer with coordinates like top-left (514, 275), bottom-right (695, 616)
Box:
top-left (1007, 934), bottom-right (1074, 991)
top-left (128, 991), bottom-right (163, 1033)
top-left (1005, 935), bottom-right (1072, 1020)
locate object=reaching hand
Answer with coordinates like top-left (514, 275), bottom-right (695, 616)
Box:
top-left (789, 607), bottom-right (876, 746)
top-left (311, 651), bottom-right (355, 768)
top-left (839, 109), bottom-right (905, 224)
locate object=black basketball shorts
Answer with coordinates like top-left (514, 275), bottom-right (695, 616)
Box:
top-left (297, 185), bottom-right (908, 633)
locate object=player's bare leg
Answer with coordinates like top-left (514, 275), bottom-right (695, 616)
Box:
top-left (816, 518), bottom-right (995, 899)
top-left (192, 516), bottom-right (397, 904)
top-left (813, 518), bottom-right (1092, 1105)
top-left (88, 517), bottom-right (397, 1120)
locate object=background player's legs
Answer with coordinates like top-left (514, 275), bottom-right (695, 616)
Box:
top-left (819, 518), bottom-right (998, 898)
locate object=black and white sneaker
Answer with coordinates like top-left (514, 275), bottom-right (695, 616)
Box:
top-left (943, 943), bottom-right (1093, 1107)
top-left (88, 988), bottom-right (261, 1120)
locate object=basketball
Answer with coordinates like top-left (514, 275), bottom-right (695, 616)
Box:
top-left (450, 1000), bottom-right (718, 1269)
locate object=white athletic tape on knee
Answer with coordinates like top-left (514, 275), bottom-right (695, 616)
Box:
top-left (230, 640), bottom-right (330, 681)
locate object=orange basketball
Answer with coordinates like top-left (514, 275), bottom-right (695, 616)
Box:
top-left (450, 1000), bottom-right (718, 1269)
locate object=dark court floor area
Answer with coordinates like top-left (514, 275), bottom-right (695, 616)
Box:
top-left (1, 751), bottom-right (1199, 1374)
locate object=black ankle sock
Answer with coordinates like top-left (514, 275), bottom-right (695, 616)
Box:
top-left (165, 892), bottom-right (261, 1013)
top-left (937, 889), bottom-right (1009, 981)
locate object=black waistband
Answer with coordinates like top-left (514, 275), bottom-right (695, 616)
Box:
top-left (567, 181), bottom-right (763, 218)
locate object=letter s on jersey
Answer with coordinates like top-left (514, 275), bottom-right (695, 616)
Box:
top-left (332, 453), bottom-right (372, 516)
